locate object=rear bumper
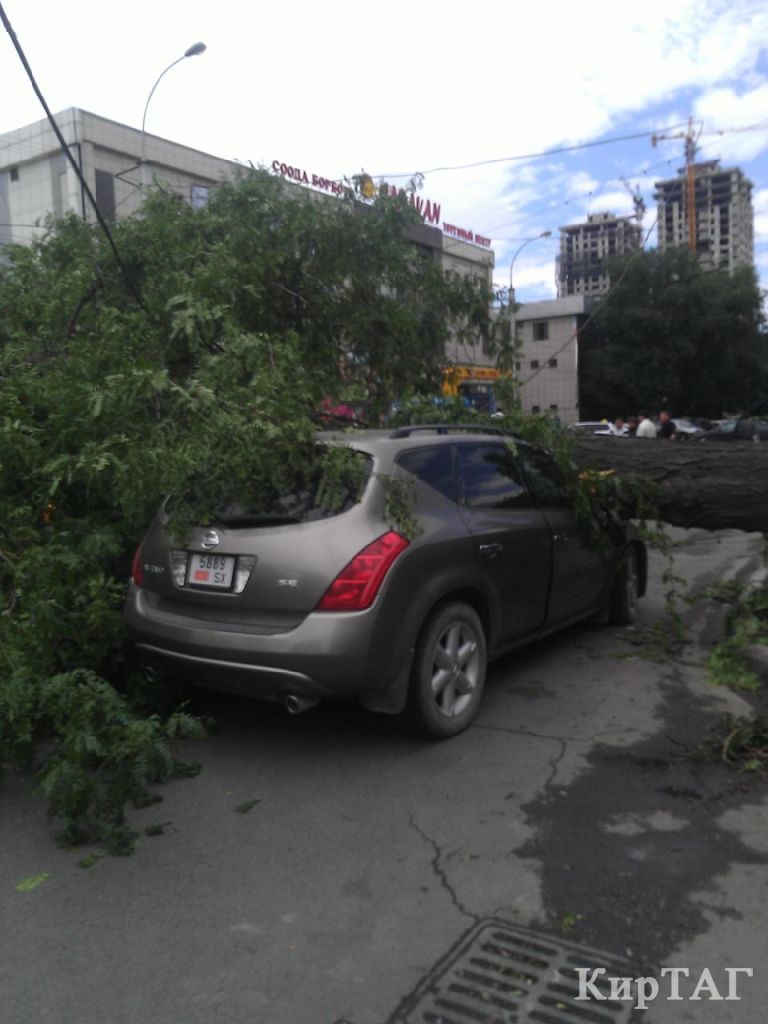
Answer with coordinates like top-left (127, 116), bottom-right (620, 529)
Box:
top-left (124, 583), bottom-right (413, 703)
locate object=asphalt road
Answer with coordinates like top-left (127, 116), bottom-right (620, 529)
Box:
top-left (2, 528), bottom-right (767, 1024)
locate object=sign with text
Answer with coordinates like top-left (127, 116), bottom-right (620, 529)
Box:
top-left (271, 160), bottom-right (492, 249)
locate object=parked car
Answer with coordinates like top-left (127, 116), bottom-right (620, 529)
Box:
top-left (125, 426), bottom-right (647, 738)
top-left (697, 417), bottom-right (768, 441)
top-left (567, 421), bottom-right (614, 436)
top-left (668, 417), bottom-right (704, 437)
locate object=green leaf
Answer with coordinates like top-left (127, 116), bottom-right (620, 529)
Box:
top-left (16, 872), bottom-right (50, 892)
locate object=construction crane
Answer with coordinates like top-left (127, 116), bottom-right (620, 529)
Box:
top-left (651, 117), bottom-right (702, 252)
top-left (620, 177), bottom-right (646, 224)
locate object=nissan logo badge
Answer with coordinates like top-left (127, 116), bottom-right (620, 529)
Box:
top-left (201, 529), bottom-right (221, 551)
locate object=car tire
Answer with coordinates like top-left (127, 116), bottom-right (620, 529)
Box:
top-left (406, 602), bottom-right (487, 739)
top-left (609, 545), bottom-right (640, 625)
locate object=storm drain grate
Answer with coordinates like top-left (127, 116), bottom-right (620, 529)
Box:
top-left (388, 919), bottom-right (640, 1024)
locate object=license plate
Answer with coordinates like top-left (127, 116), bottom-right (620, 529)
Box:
top-left (186, 553), bottom-right (236, 589)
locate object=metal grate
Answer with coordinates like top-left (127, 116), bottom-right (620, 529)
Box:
top-left (389, 920), bottom-right (639, 1024)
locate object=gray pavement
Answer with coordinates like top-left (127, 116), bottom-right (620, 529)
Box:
top-left (1, 528), bottom-right (767, 1023)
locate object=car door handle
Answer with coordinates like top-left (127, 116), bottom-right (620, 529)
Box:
top-left (480, 543), bottom-right (503, 558)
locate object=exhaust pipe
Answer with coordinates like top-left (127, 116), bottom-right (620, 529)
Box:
top-left (284, 693), bottom-right (320, 715)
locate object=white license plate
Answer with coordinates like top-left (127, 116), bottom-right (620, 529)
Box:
top-left (187, 553), bottom-right (236, 589)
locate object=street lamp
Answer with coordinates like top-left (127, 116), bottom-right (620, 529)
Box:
top-left (508, 230), bottom-right (552, 304)
top-left (507, 230), bottom-right (552, 411)
top-left (140, 42), bottom-right (207, 184)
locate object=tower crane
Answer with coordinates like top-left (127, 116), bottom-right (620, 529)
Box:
top-left (651, 117), bottom-right (702, 252)
top-left (620, 177), bottom-right (646, 224)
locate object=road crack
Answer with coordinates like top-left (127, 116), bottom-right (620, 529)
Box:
top-left (409, 815), bottom-right (479, 924)
top-left (544, 737), bottom-right (567, 789)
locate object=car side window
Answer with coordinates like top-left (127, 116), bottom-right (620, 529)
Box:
top-left (517, 446), bottom-right (572, 509)
top-left (395, 446), bottom-right (456, 502)
top-left (457, 444), bottom-right (531, 510)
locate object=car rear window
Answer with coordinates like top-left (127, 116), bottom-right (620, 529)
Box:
top-left (211, 452), bottom-right (373, 526)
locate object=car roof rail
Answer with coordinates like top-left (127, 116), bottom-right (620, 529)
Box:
top-left (388, 424), bottom-right (517, 439)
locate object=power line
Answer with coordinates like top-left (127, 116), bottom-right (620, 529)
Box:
top-left (0, 3), bottom-right (149, 314)
top-left (372, 118), bottom-right (768, 181)
top-left (517, 217), bottom-right (660, 391)
top-left (373, 124), bottom-right (697, 179)
top-left (411, 117), bottom-right (768, 265)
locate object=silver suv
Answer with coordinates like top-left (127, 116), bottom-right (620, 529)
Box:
top-left (124, 426), bottom-right (646, 737)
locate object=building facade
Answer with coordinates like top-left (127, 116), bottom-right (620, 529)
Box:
top-left (515, 295), bottom-right (595, 423)
top-left (653, 161), bottom-right (754, 273)
top-left (556, 212), bottom-right (642, 297)
top-left (0, 108), bottom-right (238, 248)
top-left (0, 110), bottom-right (495, 355)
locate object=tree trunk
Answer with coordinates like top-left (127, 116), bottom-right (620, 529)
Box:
top-left (571, 437), bottom-right (768, 534)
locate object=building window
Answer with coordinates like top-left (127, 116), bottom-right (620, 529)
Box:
top-left (191, 184), bottom-right (210, 209)
top-left (530, 360), bottom-right (539, 370)
top-left (514, 361), bottom-right (521, 371)
top-left (549, 404), bottom-right (559, 411)
top-left (548, 358), bottom-right (558, 368)
top-left (9, 167), bottom-right (19, 182)
top-left (532, 321), bottom-right (549, 341)
top-left (95, 169), bottom-right (116, 222)
top-left (531, 405), bottom-right (541, 413)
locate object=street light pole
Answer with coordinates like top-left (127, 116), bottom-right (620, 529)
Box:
top-left (508, 230), bottom-right (553, 304)
top-left (507, 230), bottom-right (552, 410)
top-left (140, 41), bottom-right (206, 187)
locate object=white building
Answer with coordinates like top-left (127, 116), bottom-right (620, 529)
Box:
top-left (0, 107), bottom-right (494, 302)
top-left (0, 108), bottom-right (238, 248)
top-left (515, 295), bottom-right (595, 423)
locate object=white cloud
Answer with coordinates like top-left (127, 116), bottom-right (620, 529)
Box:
top-left (497, 251), bottom-right (558, 299)
top-left (1, 0), bottom-right (766, 297)
top-left (753, 189), bottom-right (768, 243)
top-left (585, 191), bottom-right (637, 218)
top-left (694, 83), bottom-right (768, 163)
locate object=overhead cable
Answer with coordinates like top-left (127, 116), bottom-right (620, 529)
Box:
top-left (0, 2), bottom-right (149, 314)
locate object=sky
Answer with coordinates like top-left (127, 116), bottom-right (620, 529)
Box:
top-left (1, 0), bottom-right (767, 302)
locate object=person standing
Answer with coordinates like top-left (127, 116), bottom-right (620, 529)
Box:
top-left (636, 412), bottom-right (658, 438)
top-left (658, 410), bottom-right (677, 439)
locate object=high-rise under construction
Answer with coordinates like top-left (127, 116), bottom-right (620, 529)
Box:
top-left (654, 160), bottom-right (754, 273)
top-left (556, 213), bottom-right (643, 298)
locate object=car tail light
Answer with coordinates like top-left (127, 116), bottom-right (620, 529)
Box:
top-left (131, 546), bottom-right (145, 588)
top-left (316, 531), bottom-right (409, 612)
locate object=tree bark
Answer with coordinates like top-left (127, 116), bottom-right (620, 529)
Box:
top-left (571, 437), bottom-right (768, 534)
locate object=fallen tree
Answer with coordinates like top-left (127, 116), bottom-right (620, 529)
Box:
top-left (571, 436), bottom-right (768, 534)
